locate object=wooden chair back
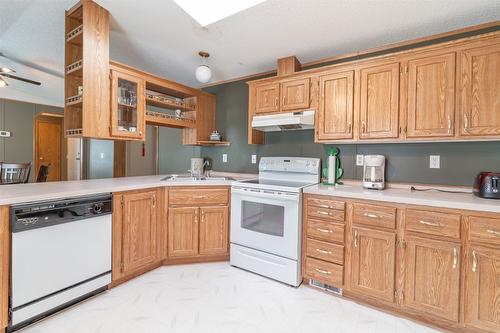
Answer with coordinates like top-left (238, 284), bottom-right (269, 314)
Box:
top-left (36, 164), bottom-right (50, 183)
top-left (1, 162), bottom-right (32, 184)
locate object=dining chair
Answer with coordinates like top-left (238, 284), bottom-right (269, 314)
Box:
top-left (36, 164), bottom-right (50, 183)
top-left (1, 162), bottom-right (32, 184)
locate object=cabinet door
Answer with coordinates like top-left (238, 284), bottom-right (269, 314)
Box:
top-left (406, 52), bottom-right (456, 138)
top-left (168, 207), bottom-right (199, 257)
top-left (317, 71), bottom-right (354, 140)
top-left (199, 206), bottom-right (228, 256)
top-left (122, 190), bottom-right (157, 274)
top-left (280, 78), bottom-right (310, 111)
top-left (404, 237), bottom-right (460, 322)
top-left (0, 207), bottom-right (8, 329)
top-left (351, 227), bottom-right (396, 302)
top-left (110, 70), bottom-right (145, 140)
top-left (459, 43), bottom-right (500, 136)
top-left (359, 62), bottom-right (400, 139)
top-left (254, 82), bottom-right (280, 114)
top-left (464, 246), bottom-right (500, 332)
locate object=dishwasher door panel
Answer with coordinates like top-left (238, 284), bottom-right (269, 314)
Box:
top-left (11, 215), bottom-right (112, 308)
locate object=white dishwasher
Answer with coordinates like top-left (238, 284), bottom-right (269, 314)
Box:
top-left (9, 194), bottom-right (112, 331)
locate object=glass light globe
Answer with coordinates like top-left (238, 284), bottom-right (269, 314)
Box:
top-left (195, 65), bottom-right (212, 83)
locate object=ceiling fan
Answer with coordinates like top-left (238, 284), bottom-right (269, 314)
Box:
top-left (0, 66), bottom-right (42, 87)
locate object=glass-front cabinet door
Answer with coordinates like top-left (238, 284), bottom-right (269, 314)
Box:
top-left (110, 70), bottom-right (145, 140)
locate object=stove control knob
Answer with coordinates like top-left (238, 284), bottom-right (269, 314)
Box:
top-left (93, 203), bottom-right (103, 214)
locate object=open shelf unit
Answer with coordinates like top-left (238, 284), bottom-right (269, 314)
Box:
top-left (196, 141), bottom-right (232, 146)
top-left (64, 0), bottom-right (110, 139)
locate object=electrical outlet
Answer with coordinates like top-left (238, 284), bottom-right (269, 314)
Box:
top-left (429, 155), bottom-right (440, 169)
top-left (356, 154), bottom-right (364, 166)
top-left (222, 154), bottom-right (228, 163)
top-left (100, 153), bottom-right (105, 159)
top-left (251, 155), bottom-right (257, 164)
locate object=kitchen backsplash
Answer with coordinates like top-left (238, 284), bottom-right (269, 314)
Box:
top-left (201, 80), bottom-right (500, 186)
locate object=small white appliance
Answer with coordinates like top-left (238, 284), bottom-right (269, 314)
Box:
top-left (363, 155), bottom-right (386, 190)
top-left (251, 110), bottom-right (315, 132)
top-left (230, 157), bottom-right (320, 287)
top-left (10, 194), bottom-right (112, 331)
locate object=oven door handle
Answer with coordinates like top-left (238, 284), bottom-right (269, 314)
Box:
top-left (231, 188), bottom-right (299, 201)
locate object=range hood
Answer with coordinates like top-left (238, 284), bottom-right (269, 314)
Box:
top-left (251, 110), bottom-right (315, 132)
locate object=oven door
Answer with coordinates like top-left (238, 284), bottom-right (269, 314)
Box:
top-left (231, 187), bottom-right (301, 260)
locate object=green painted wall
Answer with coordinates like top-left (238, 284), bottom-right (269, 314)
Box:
top-left (201, 80), bottom-right (500, 186)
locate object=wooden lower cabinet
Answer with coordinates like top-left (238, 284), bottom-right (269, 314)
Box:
top-left (199, 206), bottom-right (229, 256)
top-left (0, 206), bottom-right (9, 330)
top-left (464, 246), bottom-right (500, 332)
top-left (350, 226), bottom-right (396, 303)
top-left (404, 236), bottom-right (461, 322)
top-left (112, 188), bottom-right (162, 283)
top-left (168, 207), bottom-right (199, 257)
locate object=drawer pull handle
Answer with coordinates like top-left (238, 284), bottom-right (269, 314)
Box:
top-left (472, 250), bottom-right (477, 273)
top-left (419, 220), bottom-right (442, 227)
top-left (316, 249), bottom-right (332, 255)
top-left (363, 213), bottom-right (379, 219)
top-left (318, 204), bottom-right (333, 209)
top-left (317, 228), bottom-right (332, 234)
top-left (318, 211), bottom-right (330, 216)
top-left (354, 230), bottom-right (359, 248)
top-left (453, 247), bottom-right (458, 269)
top-left (486, 229), bottom-right (500, 237)
top-left (315, 268), bottom-right (331, 275)
top-left (193, 195), bottom-right (207, 199)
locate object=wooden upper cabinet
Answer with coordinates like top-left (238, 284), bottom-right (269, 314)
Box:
top-left (254, 82), bottom-right (280, 114)
top-left (168, 207), bottom-right (199, 257)
top-left (199, 206), bottom-right (228, 256)
top-left (406, 52), bottom-right (456, 138)
top-left (351, 227), bottom-right (396, 302)
top-left (459, 42), bottom-right (500, 136)
top-left (280, 78), bottom-right (310, 111)
top-left (317, 71), bottom-right (354, 140)
top-left (110, 69), bottom-right (146, 140)
top-left (404, 236), bottom-right (461, 322)
top-left (359, 62), bottom-right (400, 139)
top-left (464, 245), bottom-right (500, 332)
top-left (121, 190), bottom-right (158, 274)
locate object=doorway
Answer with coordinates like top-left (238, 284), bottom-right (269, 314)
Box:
top-left (34, 113), bottom-right (65, 182)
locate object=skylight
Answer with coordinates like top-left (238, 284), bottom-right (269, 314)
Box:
top-left (174, 0), bottom-right (266, 27)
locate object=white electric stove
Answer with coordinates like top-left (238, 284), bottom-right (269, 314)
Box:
top-left (230, 157), bottom-right (320, 286)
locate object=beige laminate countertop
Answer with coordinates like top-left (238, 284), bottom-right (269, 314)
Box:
top-left (304, 183), bottom-right (500, 214)
top-left (0, 172), bottom-right (257, 206)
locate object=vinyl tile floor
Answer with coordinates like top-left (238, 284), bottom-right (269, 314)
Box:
top-left (20, 262), bottom-right (443, 333)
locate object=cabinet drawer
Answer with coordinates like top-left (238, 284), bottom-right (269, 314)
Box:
top-left (307, 197), bottom-right (345, 211)
top-left (169, 188), bottom-right (229, 206)
top-left (469, 216), bottom-right (500, 245)
top-left (306, 238), bottom-right (344, 265)
top-left (305, 257), bottom-right (343, 286)
top-left (306, 219), bottom-right (344, 243)
top-left (406, 209), bottom-right (461, 239)
top-left (307, 206), bottom-right (344, 222)
top-left (352, 203), bottom-right (396, 229)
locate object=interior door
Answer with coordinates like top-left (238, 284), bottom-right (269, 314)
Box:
top-left (168, 207), bottom-right (199, 257)
top-left (404, 236), bottom-right (460, 322)
top-left (464, 245), bottom-right (500, 332)
top-left (35, 116), bottom-right (62, 181)
top-left (359, 62), bottom-right (400, 139)
top-left (199, 206), bottom-right (228, 256)
top-left (280, 78), bottom-right (310, 111)
top-left (459, 42), bottom-right (500, 136)
top-left (406, 52), bottom-right (456, 138)
top-left (351, 226), bottom-right (396, 302)
top-left (317, 71), bottom-right (354, 140)
top-left (122, 190), bottom-right (157, 274)
top-left (254, 82), bottom-right (280, 114)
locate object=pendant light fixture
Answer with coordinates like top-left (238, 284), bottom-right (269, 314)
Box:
top-left (195, 51), bottom-right (212, 83)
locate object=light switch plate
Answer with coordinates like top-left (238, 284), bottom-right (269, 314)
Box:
top-left (430, 155), bottom-right (440, 169)
top-left (222, 154), bottom-right (228, 163)
top-left (251, 155), bottom-right (257, 164)
top-left (356, 155), bottom-right (364, 166)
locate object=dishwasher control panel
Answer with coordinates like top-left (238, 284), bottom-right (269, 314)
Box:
top-left (10, 194), bottom-right (112, 233)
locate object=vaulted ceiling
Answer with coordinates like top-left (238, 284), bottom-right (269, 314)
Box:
top-left (0, 0), bottom-right (499, 107)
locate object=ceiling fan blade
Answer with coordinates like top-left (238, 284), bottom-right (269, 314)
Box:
top-left (0, 66), bottom-right (15, 73)
top-left (1, 73), bottom-right (41, 86)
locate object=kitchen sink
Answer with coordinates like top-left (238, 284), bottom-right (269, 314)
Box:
top-left (160, 175), bottom-right (235, 182)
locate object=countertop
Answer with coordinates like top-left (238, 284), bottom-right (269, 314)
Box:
top-left (303, 182), bottom-right (500, 214)
top-left (0, 172), bottom-right (257, 206)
